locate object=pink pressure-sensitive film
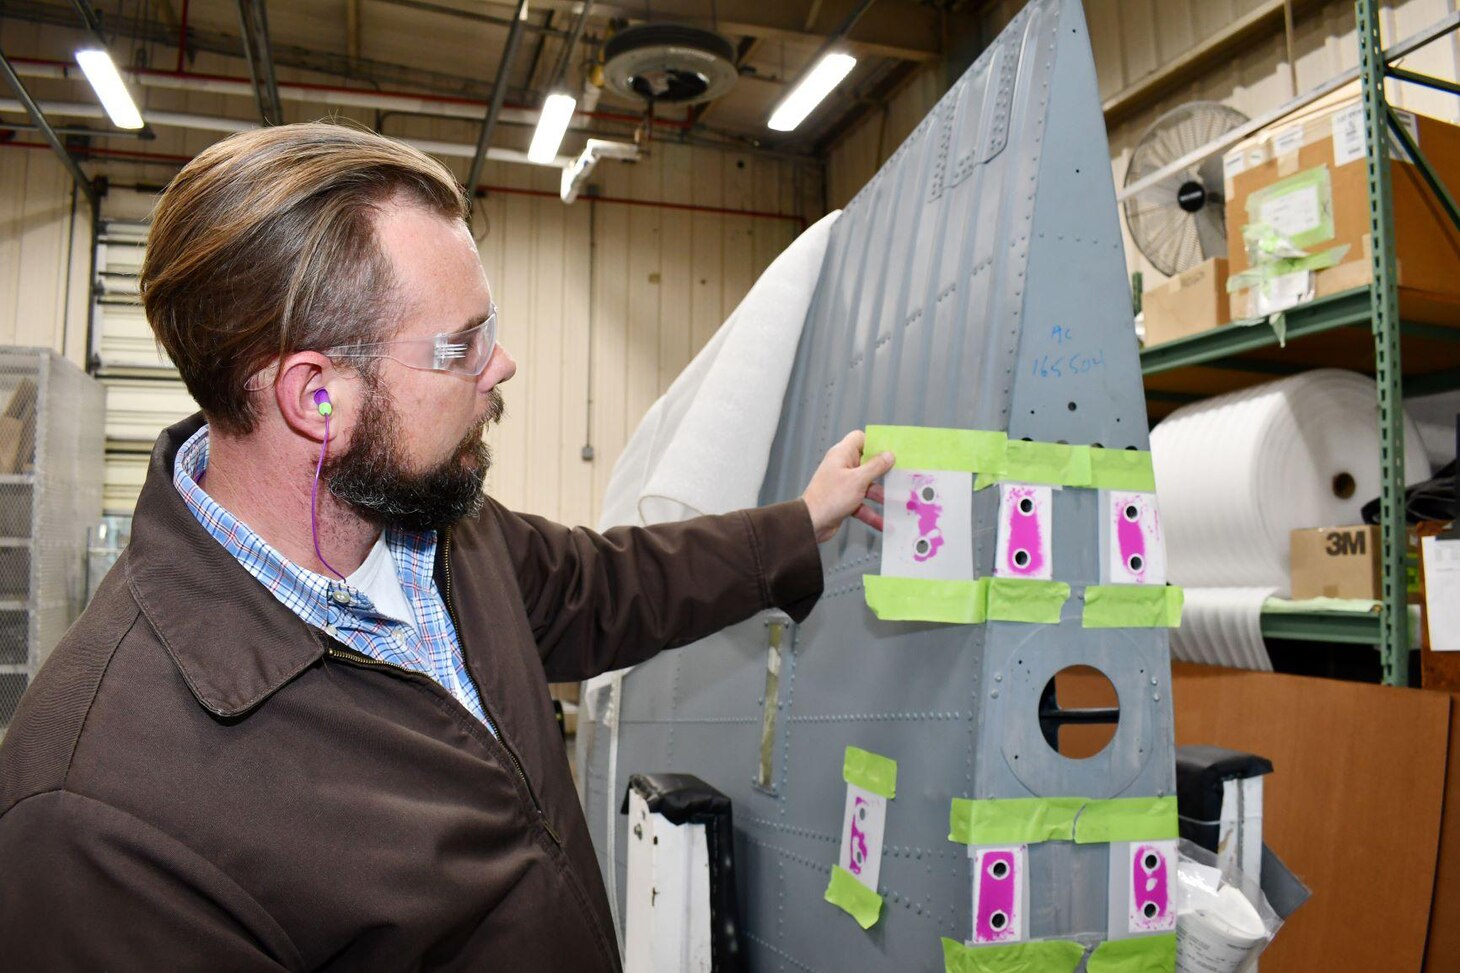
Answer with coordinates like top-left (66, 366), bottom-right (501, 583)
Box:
top-left (973, 849), bottom-right (1020, 943)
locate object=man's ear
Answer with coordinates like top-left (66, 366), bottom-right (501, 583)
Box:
top-left (274, 352), bottom-right (340, 442)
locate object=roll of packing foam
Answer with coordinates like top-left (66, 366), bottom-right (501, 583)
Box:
top-left (1152, 369), bottom-right (1431, 593)
top-left (1172, 587), bottom-right (1280, 673)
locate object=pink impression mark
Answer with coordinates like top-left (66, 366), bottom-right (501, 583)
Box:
top-left (1117, 496), bottom-right (1148, 581)
top-left (907, 474), bottom-right (945, 563)
top-left (1005, 486), bottom-right (1046, 576)
top-left (847, 796), bottom-right (870, 875)
top-left (1132, 844), bottom-right (1170, 927)
top-left (974, 850), bottom-right (1018, 942)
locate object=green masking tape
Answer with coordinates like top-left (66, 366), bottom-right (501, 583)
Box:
top-left (1082, 586), bottom-right (1184, 629)
top-left (863, 425), bottom-right (1008, 473)
top-left (941, 937), bottom-right (1085, 973)
top-left (864, 576), bottom-right (988, 624)
top-left (948, 797), bottom-right (1085, 846)
top-left (1244, 164), bottom-right (1335, 250)
top-left (1074, 796), bottom-right (1179, 844)
top-left (1088, 449), bottom-right (1156, 492)
top-left (976, 441), bottom-right (1094, 491)
top-left (824, 865), bottom-right (882, 929)
top-left (1087, 934), bottom-right (1177, 973)
top-left (843, 746), bottom-right (897, 799)
top-left (986, 578), bottom-right (1071, 624)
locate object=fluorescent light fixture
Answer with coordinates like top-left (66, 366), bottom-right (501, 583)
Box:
top-left (529, 93), bottom-right (577, 165)
top-left (75, 48), bottom-right (144, 130)
top-left (767, 52), bottom-right (857, 132)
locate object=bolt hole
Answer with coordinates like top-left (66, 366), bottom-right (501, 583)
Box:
top-left (1067, 401), bottom-right (1077, 411)
top-left (1014, 549), bottom-right (1031, 567)
top-left (1018, 497), bottom-right (1034, 514)
top-left (1332, 472), bottom-right (1356, 499)
top-left (1144, 902), bottom-right (1158, 919)
top-left (990, 860), bottom-right (1009, 880)
top-left (991, 911), bottom-right (1008, 929)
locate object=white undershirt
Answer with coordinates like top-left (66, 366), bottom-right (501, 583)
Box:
top-left (346, 533), bottom-right (416, 629)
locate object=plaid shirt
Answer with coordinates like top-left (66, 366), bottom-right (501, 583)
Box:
top-left (172, 426), bottom-right (493, 733)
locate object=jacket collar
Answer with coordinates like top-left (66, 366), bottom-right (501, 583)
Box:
top-left (126, 413), bottom-right (326, 718)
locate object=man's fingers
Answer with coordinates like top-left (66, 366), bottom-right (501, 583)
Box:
top-left (859, 450), bottom-right (894, 483)
top-left (853, 504), bottom-right (884, 533)
top-left (866, 482), bottom-right (885, 505)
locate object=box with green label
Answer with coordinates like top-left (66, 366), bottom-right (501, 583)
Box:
top-left (1223, 83), bottom-right (1460, 317)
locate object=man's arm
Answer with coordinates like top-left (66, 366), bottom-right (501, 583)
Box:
top-left (492, 431), bottom-right (893, 682)
top-left (0, 790), bottom-right (302, 971)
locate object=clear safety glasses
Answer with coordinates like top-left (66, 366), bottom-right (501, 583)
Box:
top-left (326, 304), bottom-right (499, 377)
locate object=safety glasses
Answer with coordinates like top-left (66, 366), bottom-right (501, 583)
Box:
top-left (326, 304), bottom-right (499, 377)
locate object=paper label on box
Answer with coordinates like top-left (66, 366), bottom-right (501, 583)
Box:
top-left (1271, 123), bottom-right (1305, 157)
top-left (1333, 103), bottom-right (1366, 166)
top-left (1421, 536), bottom-right (1460, 652)
top-left (1258, 184), bottom-right (1322, 240)
top-left (838, 784), bottom-right (886, 891)
top-left (1222, 148), bottom-right (1247, 183)
top-left (1253, 269), bottom-right (1314, 315)
top-left (1332, 102), bottom-right (1420, 167)
top-left (882, 469), bottom-right (974, 580)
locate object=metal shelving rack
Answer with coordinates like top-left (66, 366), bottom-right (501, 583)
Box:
top-left (1137, 2), bottom-right (1460, 686)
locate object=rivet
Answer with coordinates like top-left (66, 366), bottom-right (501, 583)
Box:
top-left (991, 689), bottom-right (1000, 699)
top-left (1153, 692), bottom-right (1162, 701)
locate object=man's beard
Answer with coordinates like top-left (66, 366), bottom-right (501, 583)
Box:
top-left (324, 382), bottom-right (504, 532)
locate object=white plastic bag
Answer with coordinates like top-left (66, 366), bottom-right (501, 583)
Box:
top-left (1175, 839), bottom-right (1284, 973)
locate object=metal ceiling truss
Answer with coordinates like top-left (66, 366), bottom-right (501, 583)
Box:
top-left (236, 0), bottom-right (283, 125)
top-left (465, 0), bottom-right (530, 195)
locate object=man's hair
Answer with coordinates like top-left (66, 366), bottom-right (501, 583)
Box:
top-left (140, 121), bottom-right (470, 434)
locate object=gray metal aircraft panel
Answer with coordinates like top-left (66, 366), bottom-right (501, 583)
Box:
top-left (579, 0), bottom-right (1173, 968)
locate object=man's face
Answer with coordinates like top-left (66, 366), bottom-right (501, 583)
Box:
top-left (325, 198), bottom-right (516, 531)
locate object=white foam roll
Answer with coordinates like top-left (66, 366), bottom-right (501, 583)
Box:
top-left (1170, 587), bottom-right (1278, 671)
top-left (1151, 369), bottom-right (1431, 593)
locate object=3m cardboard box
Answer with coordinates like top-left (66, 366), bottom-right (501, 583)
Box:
top-left (1223, 83), bottom-right (1460, 317)
top-left (1142, 257), bottom-right (1230, 346)
top-left (1290, 525), bottom-right (1382, 600)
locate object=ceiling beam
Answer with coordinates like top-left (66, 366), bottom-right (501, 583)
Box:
top-left (488, 0), bottom-right (949, 62)
top-left (236, 0), bottom-right (284, 125)
top-left (0, 47), bottom-right (99, 209)
top-left (466, 0), bottom-right (530, 194)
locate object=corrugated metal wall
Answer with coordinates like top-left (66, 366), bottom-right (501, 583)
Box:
top-left (826, 0), bottom-right (1460, 285)
top-left (0, 23), bottom-right (818, 528)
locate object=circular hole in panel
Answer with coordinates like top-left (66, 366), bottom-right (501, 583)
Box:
top-left (915, 538), bottom-right (930, 556)
top-left (1067, 401), bottom-right (1077, 411)
top-left (1014, 549), bottom-right (1031, 568)
top-left (989, 860), bottom-right (1009, 880)
top-left (991, 911), bottom-right (1008, 930)
top-left (1144, 902), bottom-right (1159, 919)
top-left (1018, 497), bottom-right (1034, 514)
top-left (1143, 852), bottom-right (1160, 872)
top-left (1124, 504), bottom-right (1140, 521)
top-left (1042, 664), bottom-right (1119, 759)
top-left (1332, 472), bottom-right (1356, 499)
top-left (1128, 554), bottom-right (1144, 572)
top-left (921, 485), bottom-right (937, 502)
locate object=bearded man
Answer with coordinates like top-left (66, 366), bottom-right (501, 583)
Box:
top-left (0, 122), bottom-right (891, 971)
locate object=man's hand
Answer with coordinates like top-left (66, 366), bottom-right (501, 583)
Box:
top-left (801, 430), bottom-right (895, 544)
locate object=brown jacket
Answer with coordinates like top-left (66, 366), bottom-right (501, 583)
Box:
top-left (0, 414), bottom-right (823, 971)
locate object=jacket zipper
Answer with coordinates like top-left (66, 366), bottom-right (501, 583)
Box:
top-left (322, 638), bottom-right (563, 849)
top-left (441, 526), bottom-right (562, 848)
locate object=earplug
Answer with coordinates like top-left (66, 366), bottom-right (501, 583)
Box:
top-left (312, 388), bottom-right (333, 417)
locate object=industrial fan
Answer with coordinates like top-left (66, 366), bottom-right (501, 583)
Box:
top-left (1123, 101), bottom-right (1249, 276)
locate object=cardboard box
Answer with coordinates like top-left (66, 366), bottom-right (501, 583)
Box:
top-left (1171, 664), bottom-right (1460, 973)
top-left (1224, 82), bottom-right (1460, 315)
top-left (1141, 257), bottom-right (1230, 346)
top-left (1290, 524), bottom-right (1381, 600)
